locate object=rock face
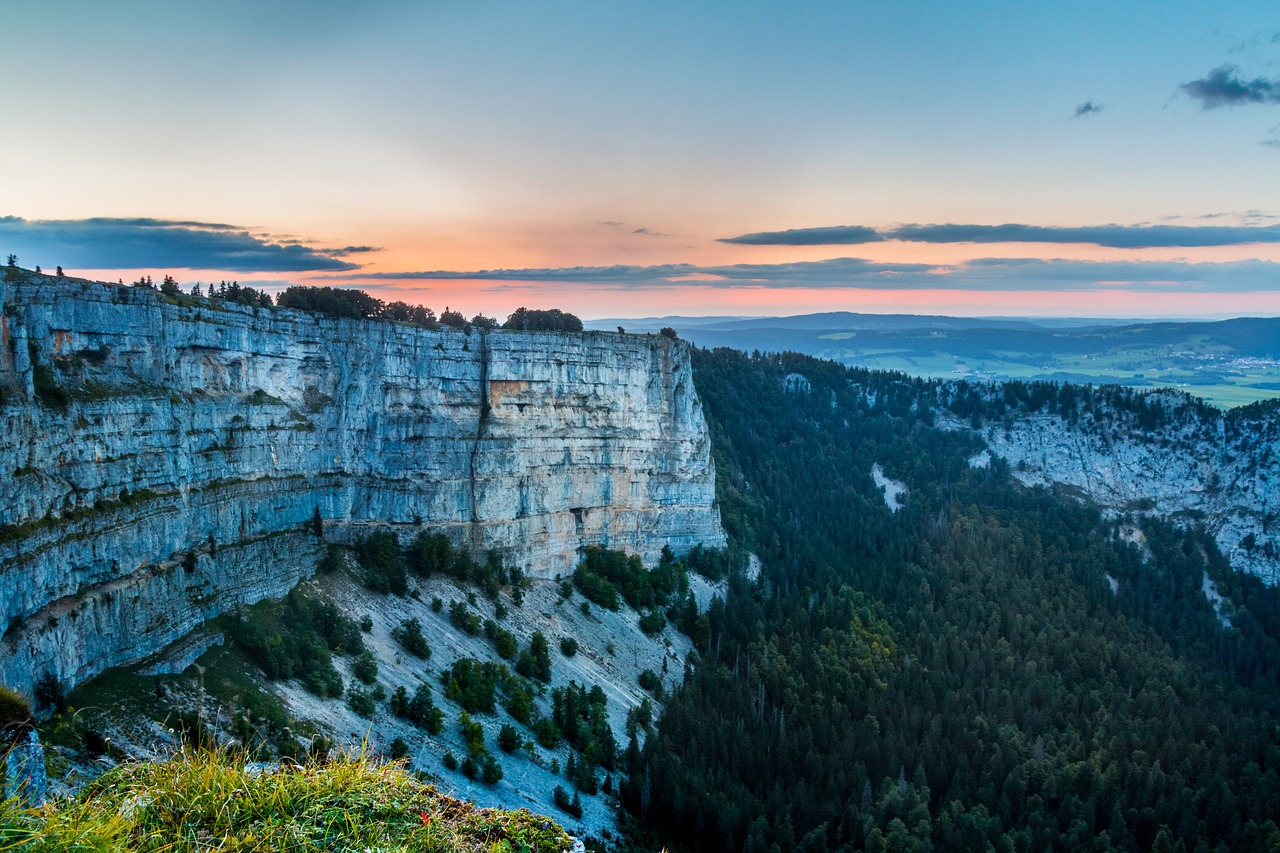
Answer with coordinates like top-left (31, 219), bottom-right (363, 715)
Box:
top-left (967, 391), bottom-right (1280, 585)
top-left (0, 274), bottom-right (724, 697)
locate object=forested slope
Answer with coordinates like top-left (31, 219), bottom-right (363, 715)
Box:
top-left (624, 348), bottom-right (1280, 852)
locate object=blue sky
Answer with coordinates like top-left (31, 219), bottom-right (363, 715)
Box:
top-left (3, 1), bottom-right (1279, 317)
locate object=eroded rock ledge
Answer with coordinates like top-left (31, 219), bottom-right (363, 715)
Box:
top-left (0, 275), bottom-right (724, 697)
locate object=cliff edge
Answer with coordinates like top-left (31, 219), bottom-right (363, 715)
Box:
top-left (0, 272), bottom-right (724, 697)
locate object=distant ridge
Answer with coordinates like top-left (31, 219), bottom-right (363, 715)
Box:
top-left (587, 312), bottom-right (1280, 408)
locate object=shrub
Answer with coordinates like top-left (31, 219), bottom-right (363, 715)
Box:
top-left (553, 785), bottom-right (583, 818)
top-left (459, 711), bottom-right (486, 757)
top-left (505, 686), bottom-right (534, 725)
top-left (482, 753), bottom-right (504, 784)
top-left (441, 658), bottom-right (506, 714)
top-left (34, 671), bottom-right (65, 713)
top-left (351, 651), bottom-right (379, 685)
top-left (391, 618), bottom-right (431, 658)
top-left (347, 685), bottom-right (378, 717)
top-left (404, 685), bottom-right (445, 734)
top-left (407, 531), bottom-right (453, 577)
top-left (638, 669), bottom-right (660, 693)
top-left (223, 588), bottom-right (372, 679)
top-left (535, 717), bottom-right (562, 749)
top-left (317, 544), bottom-right (343, 573)
top-left (560, 637), bottom-right (579, 657)
top-left (354, 531), bottom-right (406, 594)
top-left (638, 610), bottom-right (666, 635)
top-left (389, 737), bottom-right (410, 760)
top-left (497, 723), bottom-right (522, 753)
top-left (449, 601), bottom-right (482, 635)
top-left (484, 629), bottom-right (512, 660)
top-left (442, 751), bottom-right (458, 770)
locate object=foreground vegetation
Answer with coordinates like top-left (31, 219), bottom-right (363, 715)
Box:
top-left (0, 748), bottom-right (573, 852)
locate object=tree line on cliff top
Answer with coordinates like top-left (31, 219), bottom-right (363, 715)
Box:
top-left (120, 272), bottom-right (585, 333)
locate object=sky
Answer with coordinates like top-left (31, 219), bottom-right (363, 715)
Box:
top-left (4, 0), bottom-right (1280, 319)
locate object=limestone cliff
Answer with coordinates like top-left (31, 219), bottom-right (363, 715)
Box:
top-left (958, 390), bottom-right (1280, 585)
top-left (0, 273), bottom-right (724, 697)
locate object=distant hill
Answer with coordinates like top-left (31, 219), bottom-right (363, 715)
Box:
top-left (588, 312), bottom-right (1280, 407)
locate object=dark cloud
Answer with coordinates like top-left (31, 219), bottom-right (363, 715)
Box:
top-left (0, 216), bottom-right (363, 272)
top-left (1180, 64), bottom-right (1280, 109)
top-left (718, 225), bottom-right (884, 246)
top-left (1264, 124), bottom-right (1280, 148)
top-left (719, 221), bottom-right (1280, 248)
top-left (632, 227), bottom-right (670, 237)
top-left (598, 220), bottom-right (624, 227)
top-left (320, 257), bottom-right (1280, 293)
top-left (1073, 101), bottom-right (1104, 118)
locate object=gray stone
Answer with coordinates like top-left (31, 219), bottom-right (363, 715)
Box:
top-left (0, 276), bottom-right (724, 698)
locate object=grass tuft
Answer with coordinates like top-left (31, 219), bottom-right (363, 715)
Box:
top-left (0, 746), bottom-right (573, 852)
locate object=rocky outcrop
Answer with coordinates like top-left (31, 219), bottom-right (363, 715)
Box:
top-left (965, 391), bottom-right (1280, 585)
top-left (0, 273), bottom-right (724, 697)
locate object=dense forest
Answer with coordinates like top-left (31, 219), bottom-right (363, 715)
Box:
top-left (624, 348), bottom-right (1280, 852)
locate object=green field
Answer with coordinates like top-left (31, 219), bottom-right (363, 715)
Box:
top-left (690, 318), bottom-right (1280, 409)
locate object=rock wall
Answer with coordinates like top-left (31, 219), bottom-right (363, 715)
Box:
top-left (968, 392), bottom-right (1280, 585)
top-left (0, 273), bottom-right (724, 697)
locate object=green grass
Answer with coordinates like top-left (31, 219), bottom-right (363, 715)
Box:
top-left (0, 748), bottom-right (574, 852)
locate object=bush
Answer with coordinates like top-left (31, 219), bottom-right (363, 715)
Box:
top-left (354, 531), bottom-right (406, 594)
top-left (535, 717), bottom-right (562, 749)
top-left (449, 601), bottom-right (482, 635)
top-left (505, 686), bottom-right (534, 725)
top-left (482, 754), bottom-right (504, 784)
top-left (347, 685), bottom-right (380, 717)
top-left (389, 737), bottom-right (410, 760)
top-left (638, 669), bottom-right (660, 693)
top-left (391, 618), bottom-right (431, 658)
top-left (493, 629), bottom-right (518, 660)
top-left (638, 609), bottom-right (666, 635)
top-left (34, 671), bottom-right (65, 713)
top-left (497, 723), bottom-right (523, 753)
top-left (529, 632), bottom-right (552, 682)
top-left (317, 544), bottom-right (344, 574)
top-left (560, 637), bottom-right (579, 657)
top-left (553, 785), bottom-right (583, 818)
top-left (32, 362), bottom-right (69, 411)
top-left (441, 658), bottom-right (506, 714)
top-left (442, 751), bottom-right (458, 770)
top-left (351, 651), bottom-right (379, 685)
top-left (459, 711), bottom-right (486, 757)
top-left (407, 531), bottom-right (453, 577)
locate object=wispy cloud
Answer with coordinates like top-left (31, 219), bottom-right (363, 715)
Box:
top-left (0, 216), bottom-right (367, 272)
top-left (1180, 64), bottom-right (1280, 109)
top-left (719, 221), bottom-right (1280, 248)
top-left (1073, 101), bottom-right (1104, 118)
top-left (322, 257), bottom-right (1280, 293)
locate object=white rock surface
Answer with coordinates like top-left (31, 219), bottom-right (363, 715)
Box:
top-left (872, 464), bottom-right (907, 513)
top-left (947, 389), bottom-right (1280, 585)
top-left (0, 275), bottom-right (724, 698)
